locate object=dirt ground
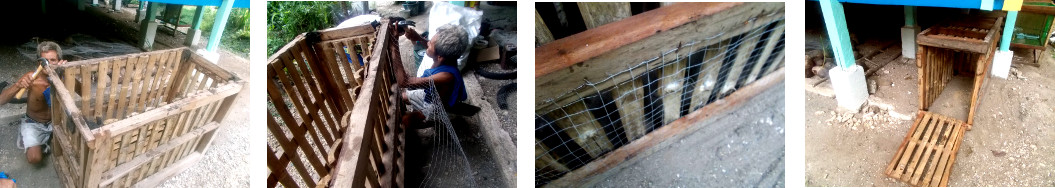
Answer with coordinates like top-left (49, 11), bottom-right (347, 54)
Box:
top-left (804, 31), bottom-right (1055, 186)
top-left (588, 83), bottom-right (786, 187)
top-left (0, 2), bottom-right (250, 187)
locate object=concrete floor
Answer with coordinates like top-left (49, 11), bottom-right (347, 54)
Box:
top-left (588, 83), bottom-right (786, 187)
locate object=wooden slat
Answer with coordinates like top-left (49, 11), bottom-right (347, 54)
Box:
top-left (535, 10), bottom-right (555, 45)
top-left (577, 2), bottom-right (631, 29)
top-left (543, 67), bottom-right (784, 187)
top-left (536, 3), bottom-right (784, 113)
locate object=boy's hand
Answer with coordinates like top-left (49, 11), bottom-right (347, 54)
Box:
top-left (15, 72), bottom-right (33, 89)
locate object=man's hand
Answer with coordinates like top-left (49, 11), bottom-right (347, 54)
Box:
top-left (15, 72), bottom-right (34, 89)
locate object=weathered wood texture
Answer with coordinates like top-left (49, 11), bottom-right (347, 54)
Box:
top-left (534, 3), bottom-right (785, 186)
top-left (265, 23), bottom-right (402, 188)
top-left (915, 17), bottom-right (1002, 129)
top-left (535, 10), bottom-right (555, 46)
top-left (577, 2), bottom-right (631, 29)
top-left (885, 111), bottom-right (967, 187)
top-left (330, 20), bottom-right (404, 188)
top-left (46, 47), bottom-right (244, 188)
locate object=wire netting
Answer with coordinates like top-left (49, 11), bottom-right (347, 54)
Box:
top-left (534, 19), bottom-right (785, 186)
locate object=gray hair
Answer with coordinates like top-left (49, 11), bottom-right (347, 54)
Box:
top-left (432, 24), bottom-right (468, 62)
top-left (38, 41), bottom-right (62, 59)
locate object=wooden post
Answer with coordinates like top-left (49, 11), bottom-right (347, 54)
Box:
top-left (577, 2), bottom-right (631, 29)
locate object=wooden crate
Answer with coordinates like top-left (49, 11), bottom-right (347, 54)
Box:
top-left (915, 16), bottom-right (1002, 129)
top-left (45, 47), bottom-right (244, 188)
top-left (534, 3), bottom-right (785, 186)
top-left (266, 22), bottom-right (404, 188)
top-left (885, 111), bottom-right (967, 187)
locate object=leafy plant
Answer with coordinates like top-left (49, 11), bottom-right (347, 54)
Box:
top-left (267, 1), bottom-right (339, 56)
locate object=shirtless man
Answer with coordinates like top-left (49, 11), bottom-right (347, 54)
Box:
top-left (0, 41), bottom-right (67, 164)
top-left (391, 23), bottom-right (469, 126)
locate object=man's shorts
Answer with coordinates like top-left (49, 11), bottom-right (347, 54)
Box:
top-left (406, 89), bottom-right (438, 121)
top-left (17, 115), bottom-right (52, 153)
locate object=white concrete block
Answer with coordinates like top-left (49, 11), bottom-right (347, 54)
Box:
top-left (901, 26), bottom-right (920, 58)
top-left (829, 65), bottom-right (869, 110)
top-left (186, 29), bottom-right (202, 47)
top-left (992, 50), bottom-right (1013, 79)
top-left (196, 49), bottom-right (220, 64)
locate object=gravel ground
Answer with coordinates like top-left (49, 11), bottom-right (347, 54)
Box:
top-left (589, 83), bottom-right (786, 187)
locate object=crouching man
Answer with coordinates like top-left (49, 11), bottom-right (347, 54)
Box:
top-left (0, 41), bottom-right (67, 164)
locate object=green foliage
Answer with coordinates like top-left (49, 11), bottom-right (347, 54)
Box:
top-left (176, 5), bottom-right (251, 56)
top-left (267, 1), bottom-right (338, 56)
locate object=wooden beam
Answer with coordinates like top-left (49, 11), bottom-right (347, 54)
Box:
top-left (577, 2), bottom-right (631, 29)
top-left (542, 68), bottom-right (784, 188)
top-left (535, 2), bottom-right (784, 112)
top-left (535, 10), bottom-right (555, 46)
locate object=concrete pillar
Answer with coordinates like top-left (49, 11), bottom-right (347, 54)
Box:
top-left (820, 0), bottom-right (868, 110)
top-left (185, 5), bottom-right (206, 47)
top-left (201, 0), bottom-right (235, 63)
top-left (92, 0), bottom-right (98, 6)
top-left (993, 11), bottom-right (1019, 78)
top-left (111, 0), bottom-right (121, 12)
top-left (139, 2), bottom-right (160, 51)
top-left (902, 6), bottom-right (920, 58)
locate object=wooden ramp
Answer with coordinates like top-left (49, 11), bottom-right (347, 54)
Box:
top-left (885, 111), bottom-right (967, 187)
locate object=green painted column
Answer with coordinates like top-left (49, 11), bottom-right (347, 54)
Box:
top-left (206, 0), bottom-right (235, 52)
top-left (905, 6), bottom-right (916, 26)
top-left (185, 5), bottom-right (206, 46)
top-left (1000, 11), bottom-right (1018, 51)
top-left (819, 0), bottom-right (856, 69)
top-left (191, 5), bottom-right (205, 30)
top-left (139, 2), bottom-right (161, 50)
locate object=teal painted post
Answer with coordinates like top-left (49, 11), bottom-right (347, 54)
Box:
top-left (191, 5), bottom-right (205, 30)
top-left (905, 6), bottom-right (916, 26)
top-left (206, 0), bottom-right (234, 52)
top-left (819, 0), bottom-right (856, 70)
top-left (1000, 11), bottom-right (1018, 51)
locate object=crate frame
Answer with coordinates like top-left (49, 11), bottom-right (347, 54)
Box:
top-left (914, 16), bottom-right (1003, 129)
top-left (266, 22), bottom-right (404, 188)
top-left (885, 111), bottom-right (967, 187)
top-left (45, 47), bottom-right (244, 188)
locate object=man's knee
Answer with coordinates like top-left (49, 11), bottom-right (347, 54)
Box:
top-left (26, 146), bottom-right (42, 164)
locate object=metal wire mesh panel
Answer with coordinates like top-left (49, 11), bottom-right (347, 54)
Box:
top-left (534, 15), bottom-right (785, 186)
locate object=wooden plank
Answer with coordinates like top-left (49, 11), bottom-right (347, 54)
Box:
top-left (922, 116), bottom-right (954, 186)
top-left (886, 111), bottom-right (926, 175)
top-left (939, 120), bottom-right (965, 186)
top-left (892, 112), bottom-right (931, 178)
top-left (94, 60), bottom-right (110, 125)
top-left (332, 20), bottom-right (392, 188)
top-left (910, 115), bottom-right (946, 185)
top-left (316, 24), bottom-right (376, 41)
top-left (609, 78), bottom-right (646, 141)
top-left (577, 2), bottom-right (631, 29)
top-left (543, 68), bottom-right (784, 187)
top-left (546, 101), bottom-right (614, 158)
top-left (98, 122), bottom-right (220, 186)
top-left (81, 64), bottom-right (95, 123)
top-left (658, 55), bottom-right (687, 124)
top-left (535, 10), bottom-right (555, 45)
top-left (536, 3), bottom-right (783, 113)
top-left (689, 42), bottom-right (726, 110)
top-left (901, 112), bottom-right (937, 182)
top-left (267, 115), bottom-right (318, 187)
top-left (537, 2), bottom-right (737, 78)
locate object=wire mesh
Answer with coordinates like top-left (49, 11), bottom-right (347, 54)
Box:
top-left (534, 19), bottom-right (785, 186)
